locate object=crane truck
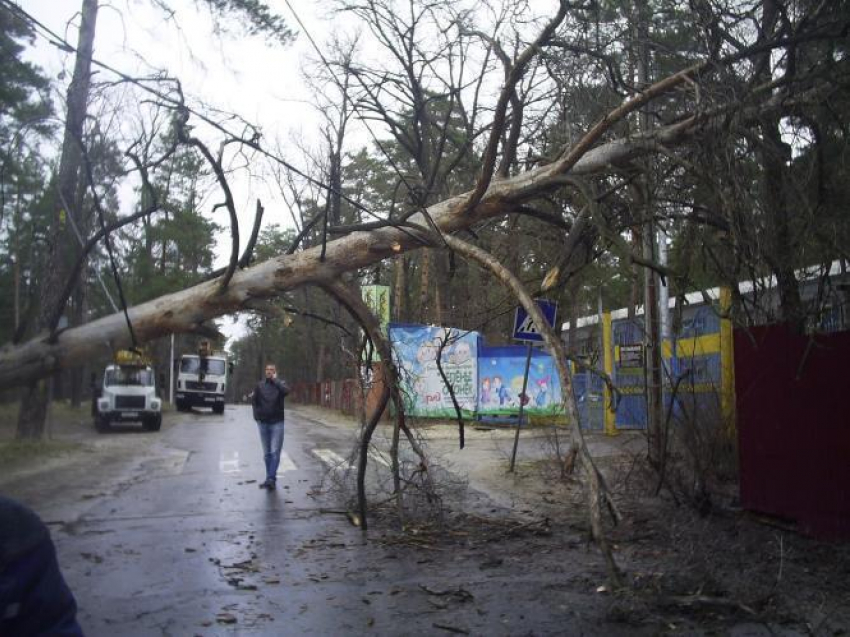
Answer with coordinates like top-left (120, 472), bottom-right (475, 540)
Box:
top-left (93, 350), bottom-right (163, 432)
top-left (174, 341), bottom-right (231, 413)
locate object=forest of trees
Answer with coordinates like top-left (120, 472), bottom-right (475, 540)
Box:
top-left (1, 0), bottom-right (848, 428)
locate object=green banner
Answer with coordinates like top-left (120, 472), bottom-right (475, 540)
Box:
top-left (361, 285), bottom-right (390, 361)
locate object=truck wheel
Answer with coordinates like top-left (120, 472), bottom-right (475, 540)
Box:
top-left (95, 416), bottom-right (110, 433)
top-left (144, 414), bottom-right (162, 432)
top-left (213, 403), bottom-right (225, 415)
top-left (176, 399), bottom-right (187, 412)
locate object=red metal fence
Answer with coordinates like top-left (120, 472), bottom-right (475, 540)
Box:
top-left (290, 379), bottom-right (362, 416)
top-left (735, 324), bottom-right (850, 540)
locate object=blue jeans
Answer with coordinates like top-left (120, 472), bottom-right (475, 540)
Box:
top-left (256, 420), bottom-right (285, 483)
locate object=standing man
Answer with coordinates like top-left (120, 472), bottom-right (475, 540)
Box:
top-left (252, 363), bottom-right (290, 490)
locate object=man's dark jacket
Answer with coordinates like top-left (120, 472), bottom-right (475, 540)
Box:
top-left (252, 377), bottom-right (290, 423)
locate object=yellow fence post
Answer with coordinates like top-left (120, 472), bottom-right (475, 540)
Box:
top-left (720, 287), bottom-right (736, 435)
top-left (602, 311), bottom-right (617, 436)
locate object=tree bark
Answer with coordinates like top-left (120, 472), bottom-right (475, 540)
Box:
top-left (393, 255), bottom-right (406, 322)
top-left (17, 0), bottom-right (98, 439)
top-left (757, 0), bottom-right (805, 329)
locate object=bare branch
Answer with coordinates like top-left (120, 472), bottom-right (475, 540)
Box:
top-left (176, 125), bottom-right (240, 293)
top-left (461, 1), bottom-right (570, 214)
top-left (239, 199), bottom-right (265, 269)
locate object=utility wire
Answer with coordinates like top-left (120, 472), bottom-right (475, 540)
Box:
top-left (57, 188), bottom-right (120, 313)
top-left (2, 0), bottom-right (437, 355)
top-left (0, 0), bottom-right (416, 241)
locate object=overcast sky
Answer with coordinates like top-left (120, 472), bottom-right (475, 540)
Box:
top-left (22, 0), bottom-right (329, 240)
top-left (18, 0), bottom-right (559, 342)
top-left (19, 0), bottom-right (336, 340)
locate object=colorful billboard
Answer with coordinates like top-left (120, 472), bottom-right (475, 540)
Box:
top-left (389, 324), bottom-right (479, 418)
top-left (477, 346), bottom-right (563, 417)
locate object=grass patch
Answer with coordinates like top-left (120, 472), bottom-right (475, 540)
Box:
top-left (0, 439), bottom-right (85, 472)
top-left (0, 400), bottom-right (94, 441)
top-left (0, 400), bottom-right (91, 423)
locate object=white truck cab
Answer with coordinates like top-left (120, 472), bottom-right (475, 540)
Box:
top-left (174, 342), bottom-right (231, 413)
top-left (94, 351), bottom-right (162, 432)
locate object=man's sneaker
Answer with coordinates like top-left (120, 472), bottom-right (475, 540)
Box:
top-left (258, 480), bottom-right (271, 489)
top-left (266, 481), bottom-right (277, 491)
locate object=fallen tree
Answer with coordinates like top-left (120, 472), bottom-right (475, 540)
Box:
top-left (0, 83), bottom-right (762, 388)
top-left (1, 8), bottom-right (843, 387)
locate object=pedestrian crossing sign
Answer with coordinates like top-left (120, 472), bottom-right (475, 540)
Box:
top-left (512, 299), bottom-right (558, 343)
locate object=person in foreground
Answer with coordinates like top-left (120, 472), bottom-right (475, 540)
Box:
top-left (0, 495), bottom-right (84, 636)
top-left (252, 362), bottom-right (290, 490)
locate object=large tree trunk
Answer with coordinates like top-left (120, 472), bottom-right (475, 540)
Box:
top-left (762, 117), bottom-right (805, 328)
top-left (69, 276), bottom-right (89, 408)
top-left (17, 0), bottom-right (98, 439)
top-left (316, 342), bottom-right (326, 383)
top-left (757, 0), bottom-right (805, 330)
top-left (0, 66), bottom-right (797, 389)
top-left (17, 382), bottom-right (49, 439)
top-left (418, 250), bottom-right (431, 320)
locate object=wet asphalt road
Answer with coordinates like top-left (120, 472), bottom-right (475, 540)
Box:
top-left (49, 405), bottom-right (401, 636)
top-left (4, 405), bottom-right (647, 637)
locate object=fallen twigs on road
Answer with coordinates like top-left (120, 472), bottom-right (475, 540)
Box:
top-left (420, 584), bottom-right (475, 603)
top-left (460, 512), bottom-right (552, 540)
top-left (432, 622), bottom-right (470, 635)
top-left (658, 594), bottom-right (758, 617)
top-left (370, 510), bottom-right (553, 549)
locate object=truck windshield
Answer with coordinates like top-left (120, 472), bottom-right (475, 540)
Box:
top-left (106, 368), bottom-right (153, 386)
top-left (180, 357), bottom-right (226, 375)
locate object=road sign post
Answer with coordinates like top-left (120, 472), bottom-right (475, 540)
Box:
top-left (509, 299), bottom-right (558, 472)
top-left (512, 299), bottom-right (559, 343)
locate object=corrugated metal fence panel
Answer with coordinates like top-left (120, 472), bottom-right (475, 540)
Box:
top-left (320, 381), bottom-right (330, 408)
top-left (670, 390), bottom-right (721, 426)
top-left (617, 394), bottom-right (647, 429)
top-left (612, 318), bottom-right (644, 345)
top-left (736, 324), bottom-right (850, 540)
top-left (340, 379), bottom-right (359, 415)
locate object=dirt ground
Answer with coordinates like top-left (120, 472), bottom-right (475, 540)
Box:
top-left (2, 401), bottom-right (848, 635)
top-left (487, 456), bottom-right (850, 636)
top-left (309, 406), bottom-right (850, 636)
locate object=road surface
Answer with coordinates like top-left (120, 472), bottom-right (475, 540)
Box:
top-left (2, 404), bottom-right (643, 636)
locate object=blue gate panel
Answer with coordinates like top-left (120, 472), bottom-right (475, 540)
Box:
top-left (616, 394), bottom-right (648, 429)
